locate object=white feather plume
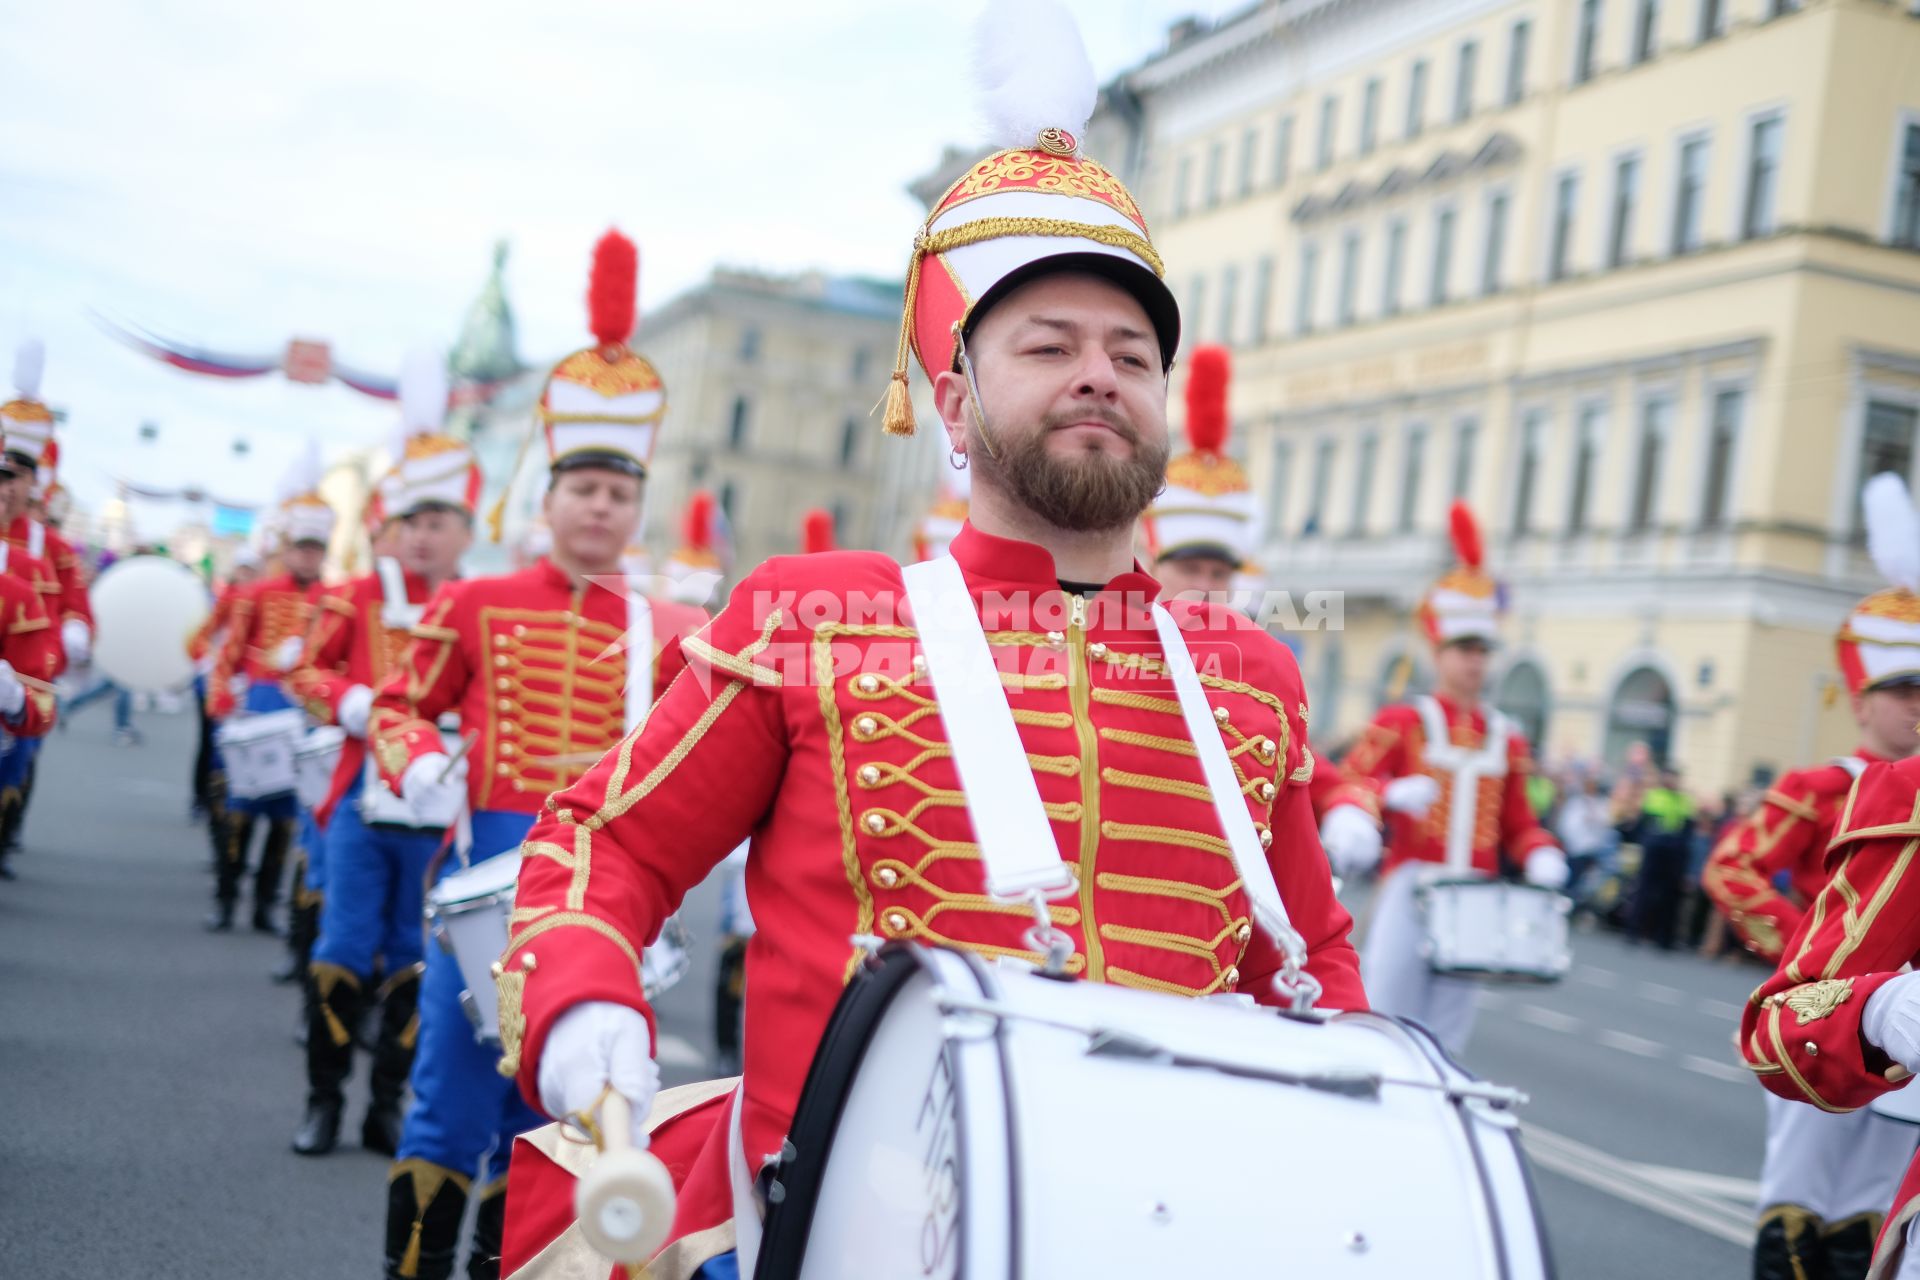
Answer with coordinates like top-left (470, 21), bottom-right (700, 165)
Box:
top-left (12, 340), bottom-right (44, 400)
top-left (279, 438), bottom-right (325, 503)
top-left (972, 0), bottom-right (1096, 150)
top-left (399, 347), bottom-right (449, 436)
top-left (1864, 471), bottom-right (1920, 592)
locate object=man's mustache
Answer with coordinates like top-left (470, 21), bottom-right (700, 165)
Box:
top-left (1042, 405), bottom-right (1140, 446)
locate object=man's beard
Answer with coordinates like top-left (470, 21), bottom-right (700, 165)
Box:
top-left (972, 407), bottom-right (1168, 534)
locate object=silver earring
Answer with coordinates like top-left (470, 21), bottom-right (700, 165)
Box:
top-left (950, 448), bottom-right (969, 471)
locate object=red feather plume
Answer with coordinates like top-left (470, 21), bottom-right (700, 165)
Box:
top-left (587, 229), bottom-right (638, 348)
top-left (39, 437), bottom-right (58, 473)
top-left (681, 490), bottom-right (714, 551)
top-left (1448, 500), bottom-right (1483, 569)
top-left (1183, 345), bottom-right (1231, 454)
top-left (802, 508), bottom-right (835, 555)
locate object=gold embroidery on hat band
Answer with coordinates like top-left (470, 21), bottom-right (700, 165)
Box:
top-left (915, 218), bottom-right (1164, 277)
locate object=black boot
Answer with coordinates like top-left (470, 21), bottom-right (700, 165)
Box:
top-left (385, 1159), bottom-right (470, 1280)
top-left (206, 811), bottom-right (254, 931)
top-left (251, 818), bottom-right (293, 934)
top-left (1823, 1213), bottom-right (1879, 1280)
top-left (274, 869), bottom-right (320, 983)
top-left (205, 772), bottom-right (230, 872)
top-left (293, 963), bottom-right (363, 1156)
top-left (363, 964), bottom-right (422, 1156)
top-left (1755, 1205), bottom-right (1828, 1280)
top-left (467, 1179), bottom-right (507, 1280)
top-left (0, 791), bottom-right (21, 879)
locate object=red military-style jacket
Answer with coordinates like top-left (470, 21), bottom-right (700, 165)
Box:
top-left (1341, 694), bottom-right (1557, 877)
top-left (367, 557), bottom-right (707, 816)
top-left (5, 516), bottom-right (89, 634)
top-left (0, 542), bottom-right (62, 676)
top-left (496, 525), bottom-right (1366, 1271)
top-left (187, 582), bottom-right (240, 665)
top-left (285, 568), bottom-right (440, 826)
top-left (1309, 754), bottom-right (1382, 824)
top-left (1739, 755), bottom-right (1920, 1267)
top-left (206, 571), bottom-right (323, 719)
top-left (0, 571), bottom-right (62, 737)
top-left (1702, 751), bottom-right (1879, 960)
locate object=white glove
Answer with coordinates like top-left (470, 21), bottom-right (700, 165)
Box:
top-left (538, 1001), bottom-right (659, 1149)
top-left (272, 634), bottom-right (304, 672)
top-left (60, 618), bottom-right (90, 666)
top-left (1383, 774), bottom-right (1441, 818)
top-left (1318, 804), bottom-right (1383, 877)
top-left (0, 660), bottom-right (25, 718)
top-left (399, 753), bottom-right (464, 828)
top-left (1524, 846), bottom-right (1570, 889)
top-left (1865, 971), bottom-right (1920, 1075)
top-left (338, 684), bottom-right (374, 739)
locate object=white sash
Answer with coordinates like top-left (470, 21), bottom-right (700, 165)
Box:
top-left (624, 592), bottom-right (653, 735)
top-left (375, 557), bottom-right (424, 631)
top-left (1412, 694), bottom-right (1512, 874)
top-left (27, 520), bottom-right (44, 560)
top-left (901, 555), bottom-right (1305, 971)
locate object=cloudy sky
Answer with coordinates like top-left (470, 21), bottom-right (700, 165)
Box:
top-left (0, 0), bottom-right (1235, 537)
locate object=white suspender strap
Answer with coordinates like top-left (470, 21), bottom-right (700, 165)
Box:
top-left (27, 520), bottom-right (44, 561)
top-left (900, 556), bottom-right (1075, 900)
top-left (374, 556), bottom-right (407, 604)
top-left (624, 592), bottom-right (654, 735)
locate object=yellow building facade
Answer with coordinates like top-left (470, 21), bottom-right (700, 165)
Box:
top-left (1094, 0), bottom-right (1920, 791)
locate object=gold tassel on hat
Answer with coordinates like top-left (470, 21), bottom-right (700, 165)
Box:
top-left (1386, 652), bottom-right (1414, 702)
top-left (484, 418), bottom-right (541, 543)
top-left (878, 237), bottom-right (927, 438)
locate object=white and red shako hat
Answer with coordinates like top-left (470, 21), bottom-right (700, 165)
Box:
top-left (914, 463), bottom-right (970, 563)
top-left (668, 490), bottom-right (724, 580)
top-left (1, 340), bottom-right (55, 471)
top-left (540, 230), bottom-right (664, 475)
top-left (387, 349), bottom-right (483, 518)
top-left (1838, 472), bottom-right (1920, 695)
top-left (277, 440), bottom-right (337, 548)
top-left (1145, 345), bottom-right (1252, 566)
top-left (881, 0), bottom-right (1177, 436)
top-left (1417, 502), bottom-right (1503, 647)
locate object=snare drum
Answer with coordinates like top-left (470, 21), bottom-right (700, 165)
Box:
top-left (295, 726), bottom-right (346, 809)
top-left (758, 945), bottom-right (1548, 1280)
top-left (427, 852), bottom-right (696, 1044)
top-left (1418, 876), bottom-right (1572, 983)
top-left (360, 730), bottom-right (465, 830)
top-left (214, 709), bottom-right (307, 801)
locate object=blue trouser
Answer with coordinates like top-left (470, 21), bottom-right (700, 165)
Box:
top-left (228, 683), bottom-right (299, 820)
top-left (312, 775), bottom-right (439, 980)
top-left (396, 808), bottom-right (544, 1180)
top-left (692, 1254), bottom-right (740, 1278)
top-left (0, 734), bottom-right (40, 797)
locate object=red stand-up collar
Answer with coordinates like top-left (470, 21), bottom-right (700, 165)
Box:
top-left (948, 522), bottom-right (1161, 600)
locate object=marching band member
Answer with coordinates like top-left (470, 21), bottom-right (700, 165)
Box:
top-left (190, 548), bottom-right (261, 838)
top-left (369, 230), bottom-right (706, 1280)
top-left (1340, 501), bottom-right (1564, 1054)
top-left (204, 446), bottom-right (334, 933)
top-left (0, 409), bottom-right (66, 882)
top-left (1730, 474), bottom-right (1920, 1280)
top-left (663, 490), bottom-right (725, 607)
top-left (284, 353), bottom-right (482, 1157)
top-left (498, 17), bottom-right (1363, 1274)
top-left (1145, 343), bottom-right (1384, 881)
top-left (911, 461), bottom-right (968, 565)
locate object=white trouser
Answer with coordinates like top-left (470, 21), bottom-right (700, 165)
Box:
top-left (1359, 861), bottom-right (1479, 1056)
top-left (1760, 1092), bottom-right (1915, 1222)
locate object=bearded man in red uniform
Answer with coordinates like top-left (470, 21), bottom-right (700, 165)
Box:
top-left (496, 34), bottom-right (1364, 1278)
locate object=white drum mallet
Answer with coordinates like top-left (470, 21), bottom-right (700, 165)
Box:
top-left (575, 1091), bottom-right (677, 1265)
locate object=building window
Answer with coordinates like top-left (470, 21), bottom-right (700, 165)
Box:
top-left (1237, 127), bottom-right (1258, 198)
top-left (738, 328), bottom-right (762, 362)
top-left (1608, 153), bottom-right (1641, 268)
top-left (718, 480), bottom-right (737, 522)
top-left (1697, 0), bottom-right (1725, 41)
top-left (1295, 242), bottom-right (1320, 335)
top-left (1189, 274), bottom-right (1208, 344)
top-left (1575, 0), bottom-right (1602, 85)
top-left (1632, 0), bottom-right (1659, 64)
top-left (1360, 79), bottom-right (1382, 156)
top-left (1337, 232), bottom-right (1362, 327)
top-left (1497, 660), bottom-right (1552, 751)
top-left (1700, 388), bottom-right (1743, 529)
top-left (1630, 395), bottom-right (1674, 532)
top-left (850, 347), bottom-right (869, 382)
top-left (1173, 154), bottom-right (1192, 218)
top-left (1672, 135), bottom-right (1709, 254)
top-left (1550, 172), bottom-right (1580, 281)
top-left (1382, 219), bottom-right (1407, 316)
top-left (1317, 96), bottom-right (1338, 171)
top-left (1891, 124), bottom-right (1920, 248)
top-left (1856, 401), bottom-right (1920, 537)
top-left (839, 416), bottom-right (860, 466)
top-left (1306, 439), bottom-right (1337, 535)
top-left (1482, 192), bottom-right (1510, 295)
top-left (1205, 141), bottom-right (1225, 208)
top-left (1768, 0), bottom-right (1801, 16)
top-left (1742, 114), bottom-right (1785, 240)
top-left (1569, 403), bottom-right (1605, 533)
top-left (1506, 20), bottom-right (1531, 105)
top-left (1451, 418), bottom-right (1479, 502)
top-left (1351, 433), bottom-right (1378, 535)
top-left (1512, 410), bottom-right (1546, 534)
top-left (1406, 60), bottom-right (1429, 139)
top-left (1272, 115), bottom-right (1294, 187)
top-left (1398, 426), bottom-right (1428, 533)
top-left (1249, 257), bottom-right (1274, 345)
top-left (727, 395), bottom-right (751, 449)
top-left (1453, 41), bottom-right (1478, 124)
top-left (1605, 666), bottom-right (1675, 766)
top-left (1218, 265), bottom-right (1241, 346)
top-left (1267, 439), bottom-right (1294, 540)
top-left (1430, 207), bottom-right (1457, 306)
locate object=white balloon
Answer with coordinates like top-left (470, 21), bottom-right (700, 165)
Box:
top-left (91, 556), bottom-right (209, 692)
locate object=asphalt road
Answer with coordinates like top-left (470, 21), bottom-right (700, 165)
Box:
top-left (5, 705), bottom-right (1902, 1277)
